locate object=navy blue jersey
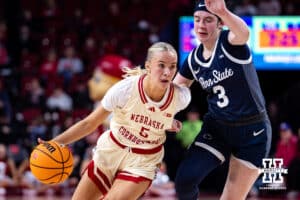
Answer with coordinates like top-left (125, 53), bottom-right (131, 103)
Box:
top-left (179, 30), bottom-right (266, 121)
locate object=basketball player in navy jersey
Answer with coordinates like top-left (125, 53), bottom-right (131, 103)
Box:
top-left (173, 0), bottom-right (272, 199)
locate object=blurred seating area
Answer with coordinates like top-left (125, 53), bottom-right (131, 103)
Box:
top-left (0, 0), bottom-right (299, 198)
top-left (0, 0), bottom-right (191, 197)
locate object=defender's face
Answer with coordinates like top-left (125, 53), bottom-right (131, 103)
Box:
top-left (193, 11), bottom-right (220, 43)
top-left (147, 51), bottom-right (177, 90)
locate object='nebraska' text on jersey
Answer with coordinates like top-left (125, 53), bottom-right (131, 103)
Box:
top-left (110, 75), bottom-right (186, 149)
top-left (179, 30), bottom-right (266, 121)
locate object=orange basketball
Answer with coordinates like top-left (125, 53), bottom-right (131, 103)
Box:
top-left (29, 141), bottom-right (73, 184)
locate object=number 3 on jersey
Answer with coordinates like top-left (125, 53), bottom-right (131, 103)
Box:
top-left (213, 85), bottom-right (229, 108)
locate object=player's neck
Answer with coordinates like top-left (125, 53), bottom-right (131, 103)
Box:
top-left (143, 77), bottom-right (166, 102)
top-left (202, 30), bottom-right (219, 51)
top-left (202, 37), bottom-right (218, 60)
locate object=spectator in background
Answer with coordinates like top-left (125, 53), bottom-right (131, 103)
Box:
top-left (176, 106), bottom-right (203, 149)
top-left (267, 100), bottom-right (280, 155)
top-left (39, 48), bottom-right (58, 80)
top-left (0, 79), bottom-right (12, 124)
top-left (79, 130), bottom-right (99, 174)
top-left (282, 0), bottom-right (300, 15)
top-left (40, 0), bottom-right (62, 33)
top-left (275, 122), bottom-right (298, 168)
top-left (257, 0), bottom-right (281, 15)
top-left (0, 143), bottom-right (18, 195)
top-left (17, 24), bottom-right (37, 53)
top-left (7, 144), bottom-right (28, 171)
top-left (0, 43), bottom-right (9, 68)
top-left (57, 46), bottom-right (83, 88)
top-left (18, 157), bottom-right (60, 196)
top-left (27, 116), bottom-right (48, 146)
top-left (46, 87), bottom-right (73, 112)
top-left (233, 0), bottom-right (257, 16)
top-left (23, 78), bottom-right (46, 109)
top-left (0, 20), bottom-right (10, 73)
top-left (70, 80), bottom-right (92, 109)
top-left (81, 36), bottom-right (99, 70)
top-left (0, 79), bottom-right (14, 145)
top-left (286, 128), bottom-right (300, 198)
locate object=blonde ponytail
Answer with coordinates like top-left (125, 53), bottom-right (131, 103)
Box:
top-left (122, 66), bottom-right (147, 78)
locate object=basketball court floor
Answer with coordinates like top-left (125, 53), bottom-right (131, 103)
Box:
top-left (0, 194), bottom-right (297, 200)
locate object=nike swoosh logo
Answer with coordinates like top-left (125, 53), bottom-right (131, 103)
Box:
top-left (253, 128), bottom-right (265, 136)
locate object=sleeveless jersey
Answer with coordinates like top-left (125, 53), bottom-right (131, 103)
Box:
top-left (102, 74), bottom-right (190, 149)
top-left (179, 30), bottom-right (266, 121)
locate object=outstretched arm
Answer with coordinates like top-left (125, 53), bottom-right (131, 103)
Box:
top-left (49, 104), bottom-right (110, 145)
top-left (205, 0), bottom-right (249, 45)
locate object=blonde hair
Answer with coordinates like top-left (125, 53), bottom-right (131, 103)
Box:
top-left (122, 66), bottom-right (147, 77)
top-left (122, 42), bottom-right (177, 77)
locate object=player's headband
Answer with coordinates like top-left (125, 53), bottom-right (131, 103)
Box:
top-left (194, 0), bottom-right (211, 13)
top-left (194, 0), bottom-right (221, 21)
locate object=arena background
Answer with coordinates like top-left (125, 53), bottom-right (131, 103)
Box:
top-left (0, 0), bottom-right (299, 199)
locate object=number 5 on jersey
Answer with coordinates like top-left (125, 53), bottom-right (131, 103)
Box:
top-left (139, 126), bottom-right (150, 138)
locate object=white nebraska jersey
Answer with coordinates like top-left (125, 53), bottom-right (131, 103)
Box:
top-left (102, 74), bottom-right (191, 149)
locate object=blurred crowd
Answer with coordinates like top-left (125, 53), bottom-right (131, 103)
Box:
top-left (0, 0), bottom-right (300, 198)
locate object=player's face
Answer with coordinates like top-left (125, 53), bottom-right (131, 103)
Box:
top-left (193, 11), bottom-right (220, 44)
top-left (147, 51), bottom-right (177, 89)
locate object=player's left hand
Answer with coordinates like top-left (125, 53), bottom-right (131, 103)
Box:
top-left (205, 0), bottom-right (227, 16)
top-left (167, 119), bottom-right (182, 133)
top-left (37, 138), bottom-right (65, 147)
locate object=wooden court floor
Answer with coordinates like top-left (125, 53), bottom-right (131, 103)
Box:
top-left (0, 195), bottom-right (298, 200)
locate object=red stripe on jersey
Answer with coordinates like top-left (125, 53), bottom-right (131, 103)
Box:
top-left (110, 132), bottom-right (163, 154)
top-left (86, 160), bottom-right (110, 194)
top-left (116, 171), bottom-right (152, 183)
top-left (138, 74), bottom-right (147, 104)
top-left (159, 84), bottom-right (174, 111)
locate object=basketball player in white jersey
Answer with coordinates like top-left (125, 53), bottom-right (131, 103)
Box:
top-left (40, 42), bottom-right (191, 200)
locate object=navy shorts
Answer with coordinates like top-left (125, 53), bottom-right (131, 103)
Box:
top-left (194, 113), bottom-right (272, 168)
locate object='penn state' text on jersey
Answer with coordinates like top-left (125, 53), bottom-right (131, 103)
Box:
top-left (179, 30), bottom-right (266, 121)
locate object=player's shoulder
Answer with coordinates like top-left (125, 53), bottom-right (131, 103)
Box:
top-left (108, 75), bottom-right (137, 96)
top-left (119, 75), bottom-right (138, 84)
top-left (172, 83), bottom-right (191, 109)
top-left (114, 75), bottom-right (138, 88)
top-left (172, 83), bottom-right (190, 94)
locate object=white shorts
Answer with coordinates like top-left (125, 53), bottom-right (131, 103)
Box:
top-left (88, 130), bottom-right (164, 194)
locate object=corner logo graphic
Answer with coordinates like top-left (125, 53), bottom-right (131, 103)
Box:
top-left (259, 158), bottom-right (288, 190)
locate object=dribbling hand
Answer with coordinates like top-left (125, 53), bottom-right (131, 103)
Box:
top-left (167, 119), bottom-right (182, 133)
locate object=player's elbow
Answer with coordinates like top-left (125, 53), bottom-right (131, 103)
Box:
top-left (241, 28), bottom-right (250, 44)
